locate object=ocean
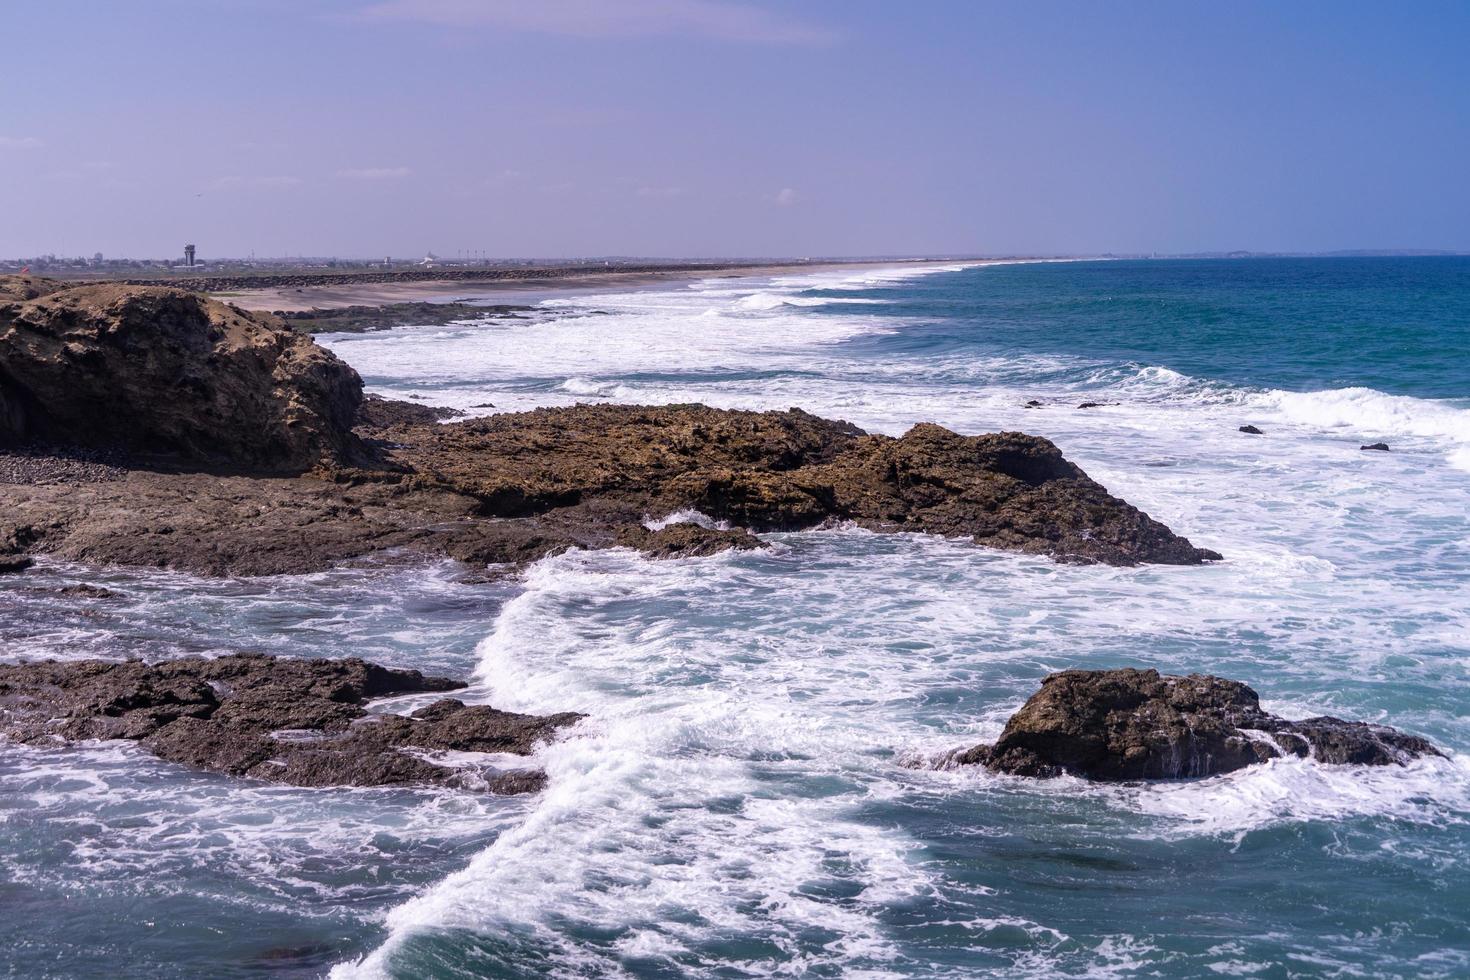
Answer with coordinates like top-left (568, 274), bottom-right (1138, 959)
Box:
top-left (2, 257), bottom-right (1468, 977)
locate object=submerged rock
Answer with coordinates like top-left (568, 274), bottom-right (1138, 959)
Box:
top-left (0, 654), bottom-right (583, 793)
top-left (616, 522), bottom-right (767, 558)
top-left (954, 668), bottom-right (1441, 780)
top-left (1361, 442), bottom-right (1391, 452)
top-left (1239, 425), bottom-right (1264, 435)
top-left (0, 277), bottom-right (363, 471)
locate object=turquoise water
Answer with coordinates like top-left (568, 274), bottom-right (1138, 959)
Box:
top-left (2, 258), bottom-right (1468, 977)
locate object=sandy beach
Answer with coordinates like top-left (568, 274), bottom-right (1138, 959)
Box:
top-left (214, 260), bottom-right (977, 311)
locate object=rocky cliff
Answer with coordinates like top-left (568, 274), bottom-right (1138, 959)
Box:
top-left (0, 276), bottom-right (362, 472)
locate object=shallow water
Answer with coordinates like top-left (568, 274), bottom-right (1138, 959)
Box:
top-left (3, 258), bottom-right (1468, 977)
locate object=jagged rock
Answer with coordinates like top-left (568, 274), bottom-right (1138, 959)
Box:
top-left (615, 522), bottom-right (766, 558)
top-left (0, 556), bottom-right (32, 574)
top-left (385, 406), bottom-right (1221, 567)
top-left (1361, 442), bottom-right (1390, 452)
top-left (356, 393), bottom-right (463, 427)
top-left (5, 403), bottom-right (1220, 574)
top-left (1239, 425), bottom-right (1264, 435)
top-left (0, 654), bottom-right (583, 793)
top-left (0, 277), bottom-right (1223, 575)
top-left (954, 668), bottom-right (1442, 780)
top-left (1024, 400), bottom-right (1044, 408)
top-left (54, 584), bottom-right (120, 599)
top-left (0, 277), bottom-right (363, 471)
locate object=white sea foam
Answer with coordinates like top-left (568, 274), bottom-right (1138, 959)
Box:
top-left (1114, 752), bottom-right (1470, 839)
top-left (336, 517), bottom-right (1470, 975)
top-left (1259, 385), bottom-right (1470, 443)
top-left (13, 257), bottom-right (1462, 976)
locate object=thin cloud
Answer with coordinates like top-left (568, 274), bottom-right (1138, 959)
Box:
top-left (0, 136), bottom-right (43, 150)
top-left (210, 175), bottom-right (303, 189)
top-left (358, 0), bottom-right (836, 45)
top-left (774, 187), bottom-right (799, 207)
top-left (636, 185), bottom-right (685, 199)
top-left (336, 166), bottom-right (412, 179)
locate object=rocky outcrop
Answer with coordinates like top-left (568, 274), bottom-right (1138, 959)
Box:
top-left (0, 277), bottom-right (1222, 575)
top-left (0, 277), bottom-right (363, 471)
top-left (376, 405), bottom-right (1222, 567)
top-left (615, 522), bottom-right (767, 558)
top-left (3, 401), bottom-right (1221, 576)
top-left (0, 654), bottom-right (583, 793)
top-left (954, 668), bottom-right (1442, 780)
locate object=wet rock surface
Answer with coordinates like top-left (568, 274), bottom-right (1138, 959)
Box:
top-left (278, 301), bottom-right (533, 335)
top-left (0, 654), bottom-right (583, 793)
top-left (615, 522), bottom-right (768, 558)
top-left (0, 277), bottom-right (1222, 576)
top-left (955, 668), bottom-right (1442, 780)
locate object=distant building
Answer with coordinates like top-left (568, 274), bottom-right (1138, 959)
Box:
top-left (184, 244), bottom-right (196, 267)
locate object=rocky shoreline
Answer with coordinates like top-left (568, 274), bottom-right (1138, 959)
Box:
top-left (109, 260), bottom-right (793, 295)
top-left (0, 654), bottom-right (581, 793)
top-left (1, 275), bottom-right (1221, 577)
top-left (277, 301), bottom-right (535, 335)
top-left (0, 275), bottom-right (1444, 798)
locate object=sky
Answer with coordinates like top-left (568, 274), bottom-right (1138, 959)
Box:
top-left (3, 0), bottom-right (1468, 259)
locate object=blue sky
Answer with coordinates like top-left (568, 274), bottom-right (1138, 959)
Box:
top-left (4, 0), bottom-right (1468, 258)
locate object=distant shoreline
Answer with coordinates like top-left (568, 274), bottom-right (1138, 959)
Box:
top-left (134, 258), bottom-right (990, 312)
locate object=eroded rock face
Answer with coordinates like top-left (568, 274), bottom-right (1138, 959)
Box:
top-left (0, 654), bottom-right (583, 793)
top-left (956, 668), bottom-right (1441, 780)
top-left (0, 277), bottom-right (363, 471)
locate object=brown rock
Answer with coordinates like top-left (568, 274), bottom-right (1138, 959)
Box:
top-left (0, 277), bottom-right (363, 471)
top-left (615, 522), bottom-right (767, 558)
top-left (0, 277), bottom-right (1223, 575)
top-left (957, 668), bottom-right (1442, 780)
top-left (0, 654), bottom-right (583, 793)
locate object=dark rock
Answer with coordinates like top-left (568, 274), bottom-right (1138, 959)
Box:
top-left (615, 522), bottom-right (766, 558)
top-left (355, 394), bottom-right (463, 428)
top-left (1024, 400), bottom-right (1044, 409)
top-left (396, 407), bottom-right (1222, 567)
top-left (0, 556), bottom-right (33, 575)
top-left (1239, 425), bottom-right (1264, 435)
top-left (278, 301), bottom-right (534, 335)
top-left (471, 402), bottom-right (496, 409)
top-left (9, 403), bottom-right (1221, 575)
top-left (0, 277), bottom-right (363, 472)
top-left (956, 668), bottom-right (1442, 780)
top-left (0, 654), bottom-right (583, 793)
top-left (1077, 402), bottom-right (1109, 409)
top-left (55, 584), bottom-right (120, 599)
top-left (1, 276), bottom-right (1223, 575)
top-left (1361, 442), bottom-right (1391, 452)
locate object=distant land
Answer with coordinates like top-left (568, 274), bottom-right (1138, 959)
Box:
top-left (4, 249), bottom-right (1465, 283)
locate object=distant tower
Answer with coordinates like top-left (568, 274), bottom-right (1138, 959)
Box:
top-left (184, 244), bottom-right (196, 267)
